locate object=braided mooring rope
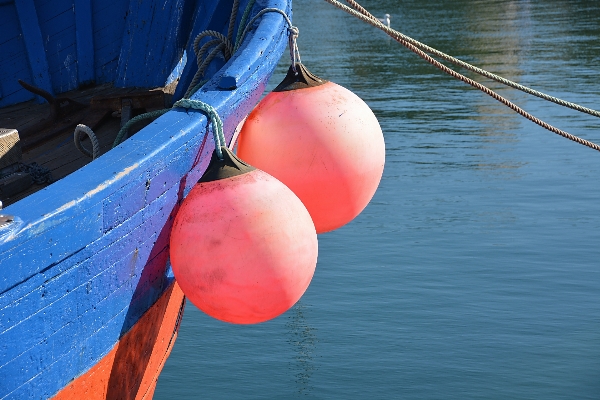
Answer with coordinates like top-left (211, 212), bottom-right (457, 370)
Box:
top-left (323, 0), bottom-right (600, 153)
top-left (173, 98), bottom-right (226, 159)
top-left (112, 2), bottom-right (295, 157)
top-left (74, 124), bottom-right (100, 159)
top-left (346, 0), bottom-right (600, 119)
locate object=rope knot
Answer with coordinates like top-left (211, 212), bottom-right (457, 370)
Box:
top-left (287, 26), bottom-right (299, 37)
top-left (287, 26), bottom-right (301, 74)
top-left (173, 99), bottom-right (226, 160)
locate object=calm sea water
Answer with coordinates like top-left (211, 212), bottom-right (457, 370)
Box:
top-left (155, 1), bottom-right (600, 398)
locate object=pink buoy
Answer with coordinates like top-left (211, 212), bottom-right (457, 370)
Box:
top-left (237, 64), bottom-right (385, 233)
top-left (170, 147), bottom-right (318, 324)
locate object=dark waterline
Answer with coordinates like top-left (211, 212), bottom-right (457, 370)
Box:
top-left (155, 1), bottom-right (600, 398)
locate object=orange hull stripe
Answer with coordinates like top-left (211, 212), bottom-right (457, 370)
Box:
top-left (52, 282), bottom-right (185, 400)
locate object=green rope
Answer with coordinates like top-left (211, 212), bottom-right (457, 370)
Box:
top-left (235, 0), bottom-right (257, 50)
top-left (112, 1), bottom-right (288, 155)
top-left (185, 79), bottom-right (209, 102)
top-left (112, 109), bottom-right (170, 148)
top-left (173, 99), bottom-right (226, 159)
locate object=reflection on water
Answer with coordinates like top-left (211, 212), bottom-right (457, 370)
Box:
top-left (285, 302), bottom-right (318, 395)
top-left (156, 1), bottom-right (600, 399)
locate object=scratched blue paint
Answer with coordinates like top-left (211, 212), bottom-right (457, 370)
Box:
top-left (14, 0), bottom-right (54, 99)
top-left (0, 0), bottom-right (290, 397)
top-left (74, 0), bottom-right (95, 84)
top-left (115, 0), bottom-right (188, 88)
top-left (102, 173), bottom-right (148, 232)
top-left (1, 181), bottom-right (196, 394)
top-left (7, 295), bottom-right (132, 398)
top-left (0, 205), bottom-right (104, 294)
top-left (165, 51), bottom-right (187, 86)
top-left (0, 3), bottom-right (36, 107)
top-left (1, 232), bottom-right (165, 393)
top-left (219, 9), bottom-right (289, 89)
top-left (171, 0), bottom-right (231, 101)
top-left (34, 0), bottom-right (78, 92)
top-left (91, 0), bottom-right (130, 84)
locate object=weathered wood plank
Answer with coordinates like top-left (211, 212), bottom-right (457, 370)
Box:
top-left (91, 0), bottom-right (129, 84)
top-left (116, 0), bottom-right (188, 88)
top-left (0, 177), bottom-right (178, 331)
top-left (0, 202), bottom-right (103, 294)
top-left (0, 187), bottom-right (176, 395)
top-left (75, 0), bottom-right (95, 85)
top-left (14, 0), bottom-right (54, 99)
top-left (172, 0), bottom-right (232, 101)
top-left (220, 1), bottom-right (290, 89)
top-left (0, 84), bottom-right (168, 207)
top-left (0, 3), bottom-right (36, 106)
top-left (0, 1), bottom-right (291, 396)
top-left (34, 0), bottom-right (79, 93)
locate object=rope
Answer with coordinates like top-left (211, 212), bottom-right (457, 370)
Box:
top-left (173, 98), bottom-right (226, 159)
top-left (288, 26), bottom-right (300, 72)
top-left (184, 0), bottom-right (243, 99)
top-left (111, 2), bottom-right (293, 158)
top-left (74, 124), bottom-right (100, 159)
top-left (174, 5), bottom-right (295, 159)
top-left (112, 109), bottom-right (170, 148)
top-left (323, 0), bottom-right (600, 153)
top-left (343, 0), bottom-right (600, 119)
top-left (18, 162), bottom-right (53, 184)
top-left (228, 0), bottom-right (240, 45)
top-left (235, 0), bottom-right (257, 50)
top-left (112, 1), bottom-right (246, 150)
top-left (238, 8), bottom-right (293, 51)
top-left (236, 7), bottom-right (299, 73)
top-left (184, 33), bottom-right (234, 99)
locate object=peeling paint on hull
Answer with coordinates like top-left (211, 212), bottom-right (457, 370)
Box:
top-left (51, 282), bottom-right (185, 400)
top-left (0, 0), bottom-right (291, 398)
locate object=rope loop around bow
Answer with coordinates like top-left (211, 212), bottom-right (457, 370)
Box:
top-left (173, 99), bottom-right (226, 159)
top-left (112, 3), bottom-right (295, 158)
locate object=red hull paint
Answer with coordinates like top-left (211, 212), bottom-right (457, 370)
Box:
top-left (52, 282), bottom-right (185, 400)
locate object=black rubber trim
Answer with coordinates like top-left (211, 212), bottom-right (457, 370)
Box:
top-left (273, 63), bottom-right (328, 92)
top-left (198, 147), bottom-right (256, 183)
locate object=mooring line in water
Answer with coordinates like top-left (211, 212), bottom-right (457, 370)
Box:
top-left (323, 0), bottom-right (600, 153)
top-left (338, 0), bottom-right (600, 119)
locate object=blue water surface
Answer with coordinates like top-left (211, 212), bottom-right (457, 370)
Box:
top-left (155, 1), bottom-right (600, 398)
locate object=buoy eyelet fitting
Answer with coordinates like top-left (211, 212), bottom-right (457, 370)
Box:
top-left (198, 146), bottom-right (256, 183)
top-left (273, 63), bottom-right (327, 92)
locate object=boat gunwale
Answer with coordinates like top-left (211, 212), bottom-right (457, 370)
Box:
top-left (0, 0), bottom-right (291, 294)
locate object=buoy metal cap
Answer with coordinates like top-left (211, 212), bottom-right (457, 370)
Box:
top-left (273, 63), bottom-right (328, 92)
top-left (199, 146), bottom-right (255, 183)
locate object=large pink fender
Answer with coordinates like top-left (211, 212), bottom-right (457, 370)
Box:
top-left (170, 149), bottom-right (318, 324)
top-left (237, 65), bottom-right (385, 233)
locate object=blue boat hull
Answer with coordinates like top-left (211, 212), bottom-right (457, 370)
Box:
top-left (0, 0), bottom-right (291, 398)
